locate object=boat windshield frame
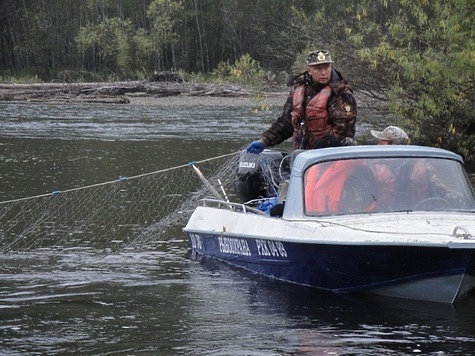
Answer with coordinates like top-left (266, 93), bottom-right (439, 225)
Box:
top-left (303, 155), bottom-right (475, 216)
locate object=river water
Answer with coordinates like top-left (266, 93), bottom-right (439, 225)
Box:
top-left (1, 99), bottom-right (475, 355)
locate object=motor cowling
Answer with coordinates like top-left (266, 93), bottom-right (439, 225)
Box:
top-left (234, 149), bottom-right (289, 202)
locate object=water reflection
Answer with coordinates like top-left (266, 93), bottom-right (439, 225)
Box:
top-left (186, 258), bottom-right (475, 355)
top-left (2, 248), bottom-right (474, 355)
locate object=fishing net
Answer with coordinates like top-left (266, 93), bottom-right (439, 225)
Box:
top-left (0, 151), bottom-right (243, 253)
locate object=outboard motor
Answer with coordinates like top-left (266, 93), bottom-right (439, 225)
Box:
top-left (234, 149), bottom-right (290, 202)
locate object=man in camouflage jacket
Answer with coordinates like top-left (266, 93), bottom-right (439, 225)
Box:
top-left (247, 50), bottom-right (357, 153)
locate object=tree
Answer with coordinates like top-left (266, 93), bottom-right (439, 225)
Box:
top-left (356, 0), bottom-right (475, 165)
top-left (2, 0), bottom-right (475, 168)
top-left (147, 0), bottom-right (184, 71)
top-left (76, 17), bottom-right (139, 77)
top-left (0, 0), bottom-right (87, 80)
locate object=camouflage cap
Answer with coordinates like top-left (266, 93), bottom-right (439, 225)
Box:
top-left (371, 126), bottom-right (409, 145)
top-left (306, 50), bottom-right (333, 66)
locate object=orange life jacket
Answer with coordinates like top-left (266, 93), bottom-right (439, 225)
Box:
top-left (305, 160), bottom-right (370, 214)
top-left (291, 84), bottom-right (332, 148)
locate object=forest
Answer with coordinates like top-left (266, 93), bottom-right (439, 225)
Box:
top-left (1, 0), bottom-right (475, 165)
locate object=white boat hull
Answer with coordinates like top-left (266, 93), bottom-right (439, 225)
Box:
top-left (185, 206), bottom-right (475, 303)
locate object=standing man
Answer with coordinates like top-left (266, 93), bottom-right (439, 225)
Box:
top-left (247, 50), bottom-right (357, 153)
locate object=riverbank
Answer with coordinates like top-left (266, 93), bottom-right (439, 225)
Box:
top-left (0, 81), bottom-right (288, 105)
top-left (0, 80), bottom-right (379, 111)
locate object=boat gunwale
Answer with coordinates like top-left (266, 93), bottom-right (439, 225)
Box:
top-left (184, 205), bottom-right (475, 248)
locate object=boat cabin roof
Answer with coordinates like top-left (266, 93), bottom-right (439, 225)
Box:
top-left (283, 145), bottom-right (475, 219)
top-left (291, 145), bottom-right (463, 171)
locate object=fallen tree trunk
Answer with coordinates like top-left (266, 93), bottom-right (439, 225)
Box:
top-left (0, 81), bottom-right (283, 103)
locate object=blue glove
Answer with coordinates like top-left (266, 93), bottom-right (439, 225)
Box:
top-left (246, 140), bottom-right (266, 154)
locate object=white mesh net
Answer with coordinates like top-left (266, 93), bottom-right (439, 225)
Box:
top-left (0, 152), bottom-right (241, 253)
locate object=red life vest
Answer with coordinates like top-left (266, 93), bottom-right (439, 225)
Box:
top-left (305, 160), bottom-right (374, 214)
top-left (291, 84), bottom-right (332, 148)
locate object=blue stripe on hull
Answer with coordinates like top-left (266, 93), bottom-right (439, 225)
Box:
top-left (186, 232), bottom-right (475, 302)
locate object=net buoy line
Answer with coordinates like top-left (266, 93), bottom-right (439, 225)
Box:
top-left (0, 150), bottom-right (242, 253)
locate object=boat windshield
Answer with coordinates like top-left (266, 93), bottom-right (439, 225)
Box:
top-left (304, 157), bottom-right (475, 215)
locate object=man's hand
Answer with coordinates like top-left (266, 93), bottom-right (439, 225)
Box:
top-left (246, 140), bottom-right (266, 154)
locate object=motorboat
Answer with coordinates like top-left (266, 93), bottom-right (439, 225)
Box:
top-left (184, 145), bottom-right (475, 303)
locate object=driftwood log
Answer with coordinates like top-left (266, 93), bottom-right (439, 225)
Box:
top-left (0, 81), bottom-right (283, 103)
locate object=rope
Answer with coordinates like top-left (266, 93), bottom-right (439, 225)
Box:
top-left (0, 151), bottom-right (241, 205)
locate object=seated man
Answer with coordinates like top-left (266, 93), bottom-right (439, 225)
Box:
top-left (369, 125), bottom-right (408, 211)
top-left (364, 161), bottom-right (396, 212)
top-left (402, 159), bottom-right (465, 210)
